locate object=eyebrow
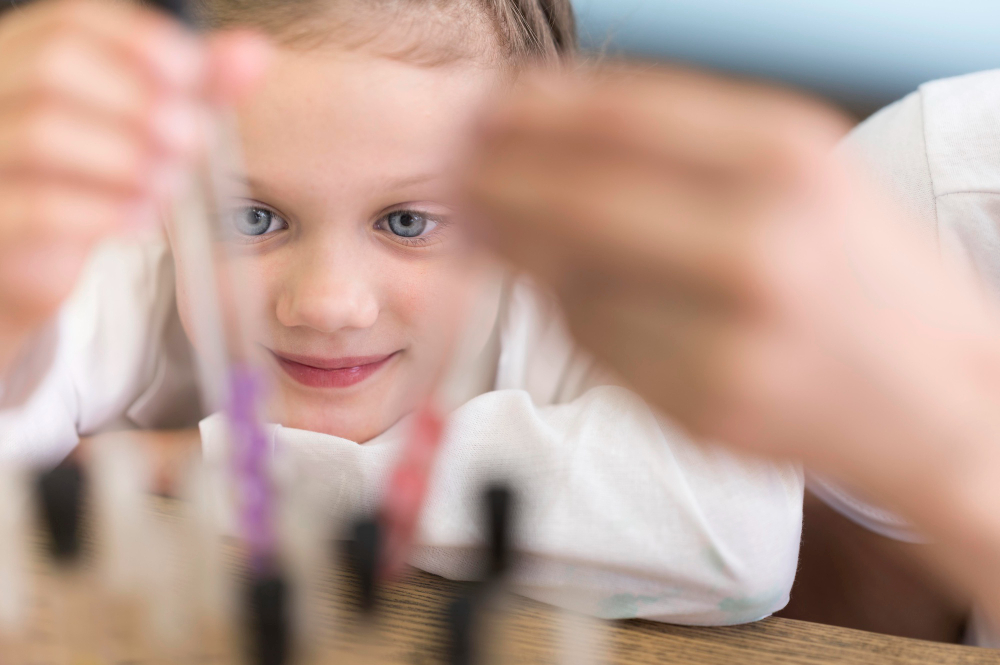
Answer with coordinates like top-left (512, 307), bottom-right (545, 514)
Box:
top-left (226, 171), bottom-right (446, 192)
top-left (225, 173), bottom-right (265, 192)
top-left (382, 172), bottom-right (444, 189)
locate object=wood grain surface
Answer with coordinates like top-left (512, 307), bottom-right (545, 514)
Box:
top-left (353, 568), bottom-right (1000, 665)
top-left (3, 497), bottom-right (998, 664)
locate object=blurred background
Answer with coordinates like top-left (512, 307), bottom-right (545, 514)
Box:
top-left (572, 0), bottom-right (1000, 117)
top-left (2, 0), bottom-right (996, 116)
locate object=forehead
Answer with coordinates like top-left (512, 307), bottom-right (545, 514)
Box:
top-left (235, 47), bottom-right (501, 203)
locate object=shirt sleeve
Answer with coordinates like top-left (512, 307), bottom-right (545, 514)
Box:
top-left (413, 387), bottom-right (804, 626)
top-left (0, 238), bottom-right (193, 464)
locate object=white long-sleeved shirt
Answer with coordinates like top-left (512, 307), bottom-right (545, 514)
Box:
top-left (0, 238), bottom-right (803, 625)
top-left (830, 68), bottom-right (1000, 646)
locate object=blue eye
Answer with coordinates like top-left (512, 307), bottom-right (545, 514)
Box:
top-left (384, 211), bottom-right (436, 238)
top-left (233, 206), bottom-right (284, 237)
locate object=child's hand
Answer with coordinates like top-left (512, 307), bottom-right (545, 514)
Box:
top-left (466, 64), bottom-right (853, 446)
top-left (0, 0), bottom-right (268, 370)
top-left (465, 65), bottom-right (1000, 526)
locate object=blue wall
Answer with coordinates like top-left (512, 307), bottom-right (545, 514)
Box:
top-left (572, 0), bottom-right (999, 114)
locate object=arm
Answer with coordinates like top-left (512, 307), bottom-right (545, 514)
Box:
top-left (834, 75), bottom-right (1000, 633)
top-left (464, 63), bottom-right (1000, 629)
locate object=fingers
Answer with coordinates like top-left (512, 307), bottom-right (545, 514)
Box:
top-left (0, 102), bottom-right (163, 196)
top-left (0, 0), bottom-right (209, 224)
top-left (466, 62), bottom-right (850, 303)
top-left (0, 177), bottom-right (144, 318)
top-left (464, 62), bottom-right (856, 450)
top-left (0, 3), bottom-right (204, 153)
top-left (484, 64), bottom-right (850, 184)
top-left (0, 0), bottom-right (203, 93)
top-left (467, 113), bottom-right (761, 300)
top-left (557, 273), bottom-right (737, 429)
top-left (0, 29), bottom-right (152, 132)
top-left (0, 31), bottom-right (201, 156)
top-left (0, 178), bottom-right (147, 245)
top-left (0, 0), bottom-right (273, 238)
top-left (9, 2), bottom-right (275, 109)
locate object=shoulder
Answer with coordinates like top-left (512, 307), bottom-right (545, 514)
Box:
top-left (842, 84), bottom-right (938, 232)
top-left (909, 70), bottom-right (1000, 290)
top-left (846, 69), bottom-right (1000, 205)
top-left (916, 69), bottom-right (1000, 196)
top-left (843, 70), bottom-right (1000, 287)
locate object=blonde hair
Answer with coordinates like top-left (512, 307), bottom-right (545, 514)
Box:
top-left (195, 0), bottom-right (576, 66)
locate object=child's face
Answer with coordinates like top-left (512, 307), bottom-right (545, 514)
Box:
top-left (174, 46), bottom-right (500, 442)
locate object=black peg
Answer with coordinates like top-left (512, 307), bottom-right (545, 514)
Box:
top-left (447, 593), bottom-right (478, 665)
top-left (349, 518), bottom-right (381, 613)
top-left (36, 457), bottom-right (86, 563)
top-left (484, 484), bottom-right (513, 581)
top-left (247, 572), bottom-right (291, 665)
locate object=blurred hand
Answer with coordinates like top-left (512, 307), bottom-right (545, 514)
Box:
top-left (465, 65), bottom-right (1000, 549)
top-left (0, 0), bottom-right (269, 370)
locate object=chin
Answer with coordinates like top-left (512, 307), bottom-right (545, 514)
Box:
top-left (282, 412), bottom-right (388, 443)
top-left (276, 398), bottom-right (399, 443)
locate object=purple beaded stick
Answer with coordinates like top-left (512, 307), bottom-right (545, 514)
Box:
top-left (228, 364), bottom-right (275, 573)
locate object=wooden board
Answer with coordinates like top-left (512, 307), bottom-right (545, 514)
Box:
top-left (349, 569), bottom-right (1000, 665)
top-left (3, 497), bottom-right (998, 664)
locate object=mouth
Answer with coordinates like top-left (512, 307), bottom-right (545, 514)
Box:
top-left (268, 349), bottom-right (400, 389)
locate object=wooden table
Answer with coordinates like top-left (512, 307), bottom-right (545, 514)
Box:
top-left (345, 568), bottom-right (1000, 665)
top-left (8, 498), bottom-right (999, 665)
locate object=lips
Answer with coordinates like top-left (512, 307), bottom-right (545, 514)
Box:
top-left (270, 350), bottom-right (399, 389)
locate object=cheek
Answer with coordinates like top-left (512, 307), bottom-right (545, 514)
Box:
top-left (231, 252), bottom-right (285, 334)
top-left (388, 257), bottom-right (490, 392)
top-left (386, 261), bottom-right (462, 341)
top-left (173, 243), bottom-right (285, 353)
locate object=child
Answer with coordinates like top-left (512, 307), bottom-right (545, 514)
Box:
top-left (0, 0), bottom-right (803, 624)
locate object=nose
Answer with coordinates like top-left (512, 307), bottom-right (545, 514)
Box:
top-left (275, 244), bottom-right (380, 333)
